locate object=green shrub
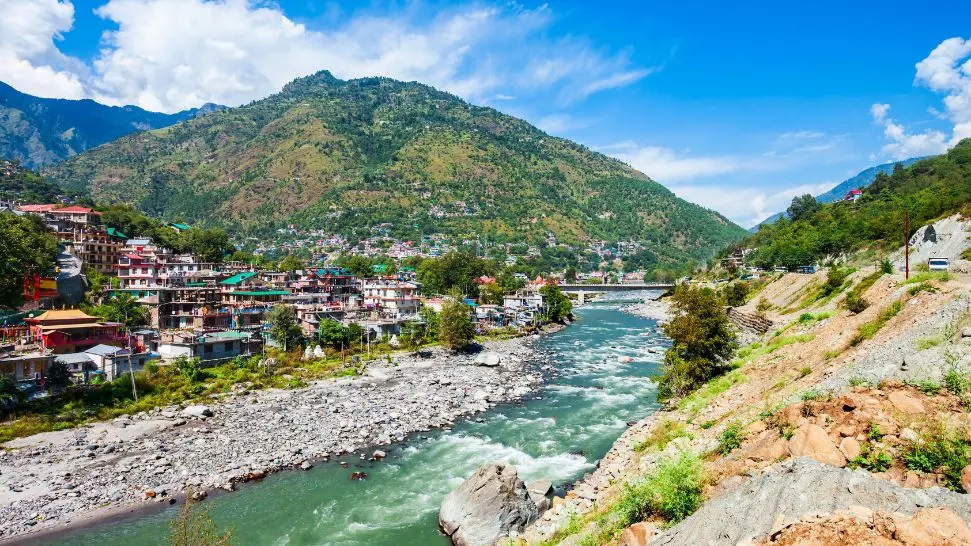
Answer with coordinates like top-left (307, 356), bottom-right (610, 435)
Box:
top-left (700, 420), bottom-right (715, 430)
top-left (880, 258), bottom-right (893, 274)
top-left (903, 432), bottom-right (971, 491)
top-left (845, 292), bottom-right (870, 314)
top-left (718, 422), bottom-right (743, 455)
top-left (635, 418), bottom-right (691, 452)
top-left (848, 449), bottom-right (892, 472)
top-left (944, 368), bottom-right (971, 395)
top-left (867, 423), bottom-right (884, 442)
top-left (851, 300), bottom-right (901, 346)
top-left (905, 379), bottom-right (941, 395)
top-left (908, 281), bottom-right (938, 296)
top-left (798, 366), bottom-right (812, 378)
top-left (616, 453), bottom-right (704, 525)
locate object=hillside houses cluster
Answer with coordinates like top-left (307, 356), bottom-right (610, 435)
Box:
top-left (1, 210), bottom-right (557, 390)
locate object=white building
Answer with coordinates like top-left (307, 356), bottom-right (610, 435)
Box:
top-left (362, 280), bottom-right (421, 319)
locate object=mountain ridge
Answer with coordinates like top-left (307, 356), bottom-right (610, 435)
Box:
top-left (0, 80), bottom-right (221, 168)
top-left (46, 70), bottom-right (746, 269)
top-left (751, 158), bottom-right (922, 232)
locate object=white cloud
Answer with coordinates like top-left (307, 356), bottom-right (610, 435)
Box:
top-left (873, 37), bottom-right (971, 159)
top-left (779, 130), bottom-right (825, 139)
top-left (669, 181), bottom-right (837, 228)
top-left (0, 0), bottom-right (656, 113)
top-left (535, 114), bottom-right (574, 134)
top-left (0, 0), bottom-right (85, 98)
top-left (870, 103), bottom-right (948, 159)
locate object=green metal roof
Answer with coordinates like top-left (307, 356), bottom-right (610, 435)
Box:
top-left (169, 223), bottom-right (191, 230)
top-left (371, 264), bottom-right (388, 273)
top-left (105, 227), bottom-right (127, 239)
top-left (219, 271), bottom-right (258, 285)
top-left (228, 290), bottom-right (289, 296)
top-left (184, 282), bottom-right (208, 287)
top-left (201, 331), bottom-right (251, 341)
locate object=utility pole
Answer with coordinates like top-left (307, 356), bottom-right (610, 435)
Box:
top-left (905, 208), bottom-right (910, 280)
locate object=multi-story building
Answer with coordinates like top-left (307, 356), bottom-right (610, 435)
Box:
top-left (24, 309), bottom-right (126, 354)
top-left (362, 280), bottom-right (421, 320)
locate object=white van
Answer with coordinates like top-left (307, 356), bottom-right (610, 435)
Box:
top-left (928, 257), bottom-right (950, 271)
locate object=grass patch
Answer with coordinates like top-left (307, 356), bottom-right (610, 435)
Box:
top-left (677, 370), bottom-right (746, 415)
top-left (908, 281), bottom-right (939, 296)
top-left (905, 379), bottom-right (942, 395)
top-left (700, 420), bottom-right (716, 430)
top-left (944, 367), bottom-right (971, 396)
top-left (901, 271), bottom-right (950, 285)
top-left (916, 335), bottom-right (944, 350)
top-left (848, 376), bottom-right (872, 388)
top-left (801, 389), bottom-right (830, 402)
top-left (730, 334), bottom-right (815, 369)
top-left (798, 366), bottom-right (812, 378)
top-left (850, 300), bottom-right (902, 346)
top-left (616, 453), bottom-right (704, 525)
top-left (635, 419), bottom-right (692, 453)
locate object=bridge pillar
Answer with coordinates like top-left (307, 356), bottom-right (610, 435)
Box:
top-left (578, 290), bottom-right (585, 305)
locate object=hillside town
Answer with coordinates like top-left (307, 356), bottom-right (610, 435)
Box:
top-left (0, 199), bottom-right (628, 392)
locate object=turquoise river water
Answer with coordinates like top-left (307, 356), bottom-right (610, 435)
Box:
top-left (53, 293), bottom-right (665, 546)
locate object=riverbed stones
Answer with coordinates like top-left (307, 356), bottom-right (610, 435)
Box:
top-left (0, 337), bottom-right (547, 541)
top-left (473, 352), bottom-right (501, 367)
top-left (439, 463), bottom-right (538, 546)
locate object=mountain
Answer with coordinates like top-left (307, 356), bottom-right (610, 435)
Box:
top-left (739, 141), bottom-right (971, 268)
top-left (0, 81), bottom-right (221, 168)
top-left (752, 158), bottom-right (922, 231)
top-left (46, 71), bottom-right (745, 266)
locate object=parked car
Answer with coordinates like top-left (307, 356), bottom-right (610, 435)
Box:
top-left (928, 257), bottom-right (950, 271)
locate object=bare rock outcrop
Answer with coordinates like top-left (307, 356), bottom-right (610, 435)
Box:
top-left (439, 463), bottom-right (538, 546)
top-left (652, 458), bottom-right (971, 546)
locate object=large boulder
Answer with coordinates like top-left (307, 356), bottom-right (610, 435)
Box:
top-left (788, 424), bottom-right (846, 467)
top-left (181, 405), bottom-right (213, 418)
top-left (474, 352), bottom-right (502, 367)
top-left (439, 463), bottom-right (538, 546)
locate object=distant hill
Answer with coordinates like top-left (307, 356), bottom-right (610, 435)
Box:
top-left (752, 158), bottom-right (922, 231)
top-left (0, 159), bottom-right (62, 203)
top-left (46, 70), bottom-right (746, 268)
top-left (738, 142), bottom-right (971, 268)
top-left (0, 81), bottom-right (221, 168)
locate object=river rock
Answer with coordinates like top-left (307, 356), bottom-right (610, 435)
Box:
top-left (474, 353), bottom-right (502, 367)
top-left (439, 463), bottom-right (538, 546)
top-left (181, 405), bottom-right (213, 418)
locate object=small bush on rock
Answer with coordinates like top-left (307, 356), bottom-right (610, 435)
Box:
top-left (616, 452), bottom-right (703, 525)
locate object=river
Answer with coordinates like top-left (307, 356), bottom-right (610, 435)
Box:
top-left (53, 293), bottom-right (665, 546)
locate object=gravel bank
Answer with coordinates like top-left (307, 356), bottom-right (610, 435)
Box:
top-left (619, 297), bottom-right (671, 323)
top-left (0, 336), bottom-right (553, 541)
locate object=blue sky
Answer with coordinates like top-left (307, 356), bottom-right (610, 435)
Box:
top-left (4, 1), bottom-right (971, 227)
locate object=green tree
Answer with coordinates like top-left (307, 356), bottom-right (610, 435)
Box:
top-left (420, 307), bottom-right (441, 341)
top-left (93, 294), bottom-right (150, 328)
top-left (185, 228), bottom-right (233, 263)
top-left (658, 285), bottom-right (738, 399)
top-left (0, 374), bottom-right (22, 408)
top-left (174, 356), bottom-right (204, 382)
top-left (267, 305), bottom-right (304, 352)
top-left (539, 284), bottom-right (573, 323)
top-left (315, 319), bottom-right (349, 349)
top-left (786, 194), bottom-right (820, 221)
top-left (401, 321), bottom-right (428, 354)
top-left (277, 255), bottom-right (305, 272)
top-left (46, 361), bottom-right (71, 392)
top-left (497, 270), bottom-right (527, 293)
top-left (0, 214), bottom-right (58, 309)
top-left (335, 254), bottom-right (373, 278)
top-left (723, 282), bottom-right (749, 307)
top-left (479, 282), bottom-right (505, 305)
top-left (439, 297), bottom-right (475, 351)
top-left (564, 267), bottom-right (578, 283)
top-left (417, 252), bottom-right (495, 296)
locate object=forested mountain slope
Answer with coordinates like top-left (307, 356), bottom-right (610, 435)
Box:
top-left (47, 71), bottom-right (745, 266)
top-left (741, 140), bottom-right (971, 268)
top-left (0, 81), bottom-right (217, 168)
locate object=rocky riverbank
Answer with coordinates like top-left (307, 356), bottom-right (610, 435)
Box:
top-left (620, 298), bottom-right (671, 323)
top-left (0, 336), bottom-right (555, 542)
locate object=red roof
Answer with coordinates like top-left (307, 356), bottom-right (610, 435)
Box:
top-left (848, 189), bottom-right (862, 195)
top-left (17, 204), bottom-right (58, 212)
top-left (55, 206), bottom-right (100, 214)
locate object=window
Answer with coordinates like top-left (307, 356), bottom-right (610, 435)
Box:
top-left (224, 341), bottom-right (234, 352)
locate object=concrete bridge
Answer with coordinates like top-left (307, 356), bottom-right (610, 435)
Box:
top-left (559, 283), bottom-right (675, 304)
